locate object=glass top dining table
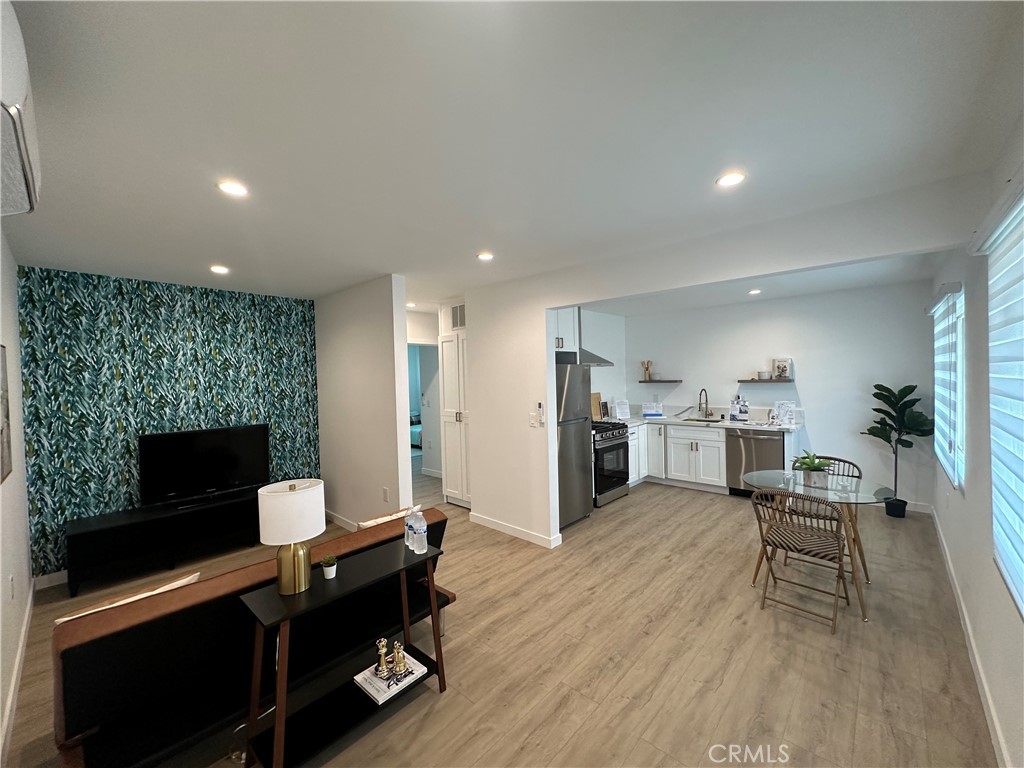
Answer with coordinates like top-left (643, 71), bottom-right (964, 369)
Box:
top-left (741, 470), bottom-right (895, 505)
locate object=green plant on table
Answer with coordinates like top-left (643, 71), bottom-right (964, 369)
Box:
top-left (321, 555), bottom-right (337, 567)
top-left (861, 383), bottom-right (934, 499)
top-left (792, 451), bottom-right (831, 471)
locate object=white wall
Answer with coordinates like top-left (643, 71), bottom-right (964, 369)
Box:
top-left (623, 281), bottom-right (936, 508)
top-left (580, 309), bottom-right (626, 406)
top-left (0, 236), bottom-right (31, 759)
top-left (315, 275), bottom-right (412, 526)
top-left (407, 310), bottom-right (439, 345)
top-left (466, 172), bottom-right (991, 548)
top-left (418, 346), bottom-right (441, 475)
top-left (930, 250), bottom-right (1023, 768)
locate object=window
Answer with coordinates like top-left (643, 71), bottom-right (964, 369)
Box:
top-left (984, 194), bottom-right (1023, 615)
top-left (932, 286), bottom-right (965, 487)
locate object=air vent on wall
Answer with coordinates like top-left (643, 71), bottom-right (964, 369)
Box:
top-left (450, 304), bottom-right (466, 330)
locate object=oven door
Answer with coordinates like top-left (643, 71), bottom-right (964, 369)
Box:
top-left (594, 437), bottom-right (629, 505)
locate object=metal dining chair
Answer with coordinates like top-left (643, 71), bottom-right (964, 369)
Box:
top-left (750, 489), bottom-right (867, 633)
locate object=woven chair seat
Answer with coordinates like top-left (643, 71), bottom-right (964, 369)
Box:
top-left (764, 526), bottom-right (844, 563)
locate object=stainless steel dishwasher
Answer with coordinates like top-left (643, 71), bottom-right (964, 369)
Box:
top-left (726, 428), bottom-right (785, 495)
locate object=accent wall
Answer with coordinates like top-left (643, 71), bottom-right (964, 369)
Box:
top-left (18, 267), bottom-right (320, 576)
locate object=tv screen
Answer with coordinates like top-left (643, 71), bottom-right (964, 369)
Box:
top-left (138, 424), bottom-right (270, 506)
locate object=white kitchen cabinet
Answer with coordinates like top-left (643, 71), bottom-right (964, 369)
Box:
top-left (627, 426), bottom-right (640, 486)
top-left (439, 330), bottom-right (470, 507)
top-left (554, 307), bottom-right (579, 353)
top-left (646, 424), bottom-right (665, 479)
top-left (638, 424), bottom-right (648, 479)
top-left (695, 440), bottom-right (727, 486)
top-left (665, 425), bottom-right (726, 488)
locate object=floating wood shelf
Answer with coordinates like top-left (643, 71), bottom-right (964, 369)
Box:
top-left (737, 378), bottom-right (794, 383)
top-left (638, 379), bottom-right (682, 384)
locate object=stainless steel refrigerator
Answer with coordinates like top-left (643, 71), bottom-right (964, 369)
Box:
top-left (557, 364), bottom-right (593, 529)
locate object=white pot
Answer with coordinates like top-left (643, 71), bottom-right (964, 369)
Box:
top-left (323, 564), bottom-right (337, 580)
top-left (804, 470), bottom-right (829, 489)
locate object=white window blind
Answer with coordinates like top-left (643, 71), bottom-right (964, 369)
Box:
top-left (932, 287), bottom-right (964, 487)
top-left (985, 194), bottom-right (1024, 615)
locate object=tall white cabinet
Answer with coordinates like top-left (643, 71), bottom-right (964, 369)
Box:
top-left (439, 322), bottom-right (470, 508)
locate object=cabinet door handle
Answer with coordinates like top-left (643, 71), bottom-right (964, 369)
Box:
top-left (658, 427), bottom-right (662, 437)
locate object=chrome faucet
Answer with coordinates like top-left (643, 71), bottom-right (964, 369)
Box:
top-left (698, 388), bottom-right (712, 418)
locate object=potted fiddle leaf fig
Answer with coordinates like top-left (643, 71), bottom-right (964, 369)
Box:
top-left (861, 383), bottom-right (934, 518)
top-left (793, 451), bottom-right (831, 488)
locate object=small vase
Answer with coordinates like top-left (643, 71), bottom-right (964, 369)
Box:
top-left (323, 564), bottom-right (337, 579)
top-left (804, 470), bottom-right (829, 489)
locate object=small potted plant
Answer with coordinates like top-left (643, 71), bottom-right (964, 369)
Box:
top-left (321, 554), bottom-right (337, 580)
top-left (861, 383), bottom-right (934, 518)
top-left (793, 450), bottom-right (831, 488)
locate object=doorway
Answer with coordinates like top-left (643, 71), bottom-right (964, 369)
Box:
top-left (408, 344), bottom-right (443, 507)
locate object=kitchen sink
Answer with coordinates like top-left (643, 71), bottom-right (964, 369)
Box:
top-left (683, 418), bottom-right (722, 423)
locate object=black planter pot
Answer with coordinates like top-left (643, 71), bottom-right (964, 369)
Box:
top-left (885, 498), bottom-right (908, 518)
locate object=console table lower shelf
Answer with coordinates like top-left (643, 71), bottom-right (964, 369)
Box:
top-left (241, 540), bottom-right (447, 768)
top-left (248, 644), bottom-right (437, 768)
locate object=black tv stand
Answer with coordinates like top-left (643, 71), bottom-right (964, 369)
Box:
top-left (64, 486), bottom-right (261, 597)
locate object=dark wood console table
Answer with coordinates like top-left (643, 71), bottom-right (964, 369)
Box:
top-left (64, 487), bottom-right (260, 596)
top-left (241, 539), bottom-right (447, 768)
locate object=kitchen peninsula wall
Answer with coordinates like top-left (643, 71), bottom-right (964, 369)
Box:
top-left (621, 279), bottom-right (935, 509)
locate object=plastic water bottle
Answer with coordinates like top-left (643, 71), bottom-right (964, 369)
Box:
top-left (412, 509), bottom-right (428, 555)
top-left (404, 505), bottom-right (421, 550)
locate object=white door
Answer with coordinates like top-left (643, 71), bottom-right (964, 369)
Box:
top-left (666, 439), bottom-right (696, 482)
top-left (441, 419), bottom-right (465, 498)
top-left (647, 424), bottom-right (665, 479)
top-left (628, 433), bottom-right (639, 485)
top-left (439, 332), bottom-right (469, 503)
top-left (695, 440), bottom-right (727, 487)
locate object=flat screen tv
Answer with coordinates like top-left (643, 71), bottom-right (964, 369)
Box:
top-left (138, 424), bottom-right (270, 506)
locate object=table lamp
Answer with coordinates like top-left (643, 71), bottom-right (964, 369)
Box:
top-left (258, 479), bottom-right (326, 595)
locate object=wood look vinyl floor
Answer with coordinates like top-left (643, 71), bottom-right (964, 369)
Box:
top-left (6, 484), bottom-right (997, 768)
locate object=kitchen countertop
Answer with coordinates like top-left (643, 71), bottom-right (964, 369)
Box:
top-left (622, 416), bottom-right (800, 433)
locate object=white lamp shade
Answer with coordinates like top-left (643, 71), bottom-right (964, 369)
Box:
top-left (258, 479), bottom-right (326, 545)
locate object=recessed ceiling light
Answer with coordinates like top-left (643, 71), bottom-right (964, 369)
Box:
top-left (716, 170), bottom-right (747, 188)
top-left (477, 251), bottom-right (494, 261)
top-left (216, 180), bottom-right (249, 198)
top-left (406, 302), bottom-right (417, 308)
top-left (210, 265), bottom-right (229, 275)
top-left (748, 288), bottom-right (761, 295)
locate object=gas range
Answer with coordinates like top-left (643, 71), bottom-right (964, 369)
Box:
top-left (592, 420), bottom-right (629, 443)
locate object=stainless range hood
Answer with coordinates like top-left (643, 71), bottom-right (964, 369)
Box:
top-left (578, 346), bottom-right (614, 367)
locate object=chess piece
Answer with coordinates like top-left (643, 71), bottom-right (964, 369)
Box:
top-left (375, 638), bottom-right (390, 679)
top-left (392, 641), bottom-right (407, 675)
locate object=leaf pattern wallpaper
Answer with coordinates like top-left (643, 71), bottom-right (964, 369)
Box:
top-left (18, 267), bottom-right (320, 575)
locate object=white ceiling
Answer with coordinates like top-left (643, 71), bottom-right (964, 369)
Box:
top-left (581, 249), bottom-right (952, 317)
top-left (3, 2), bottom-right (1021, 304)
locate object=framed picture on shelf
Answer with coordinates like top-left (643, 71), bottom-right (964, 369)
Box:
top-left (772, 358), bottom-right (793, 380)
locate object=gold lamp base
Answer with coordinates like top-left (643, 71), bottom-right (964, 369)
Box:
top-left (276, 542), bottom-right (312, 595)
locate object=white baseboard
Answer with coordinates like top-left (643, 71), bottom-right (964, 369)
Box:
top-left (326, 509), bottom-right (357, 532)
top-left (420, 468), bottom-right (442, 479)
top-left (644, 477), bottom-right (730, 495)
top-left (469, 512), bottom-right (562, 549)
top-left (35, 569), bottom-right (67, 589)
top-left (908, 500), bottom-right (934, 514)
top-left (2, 585), bottom-right (34, 767)
top-left (930, 512), bottom-right (1010, 767)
